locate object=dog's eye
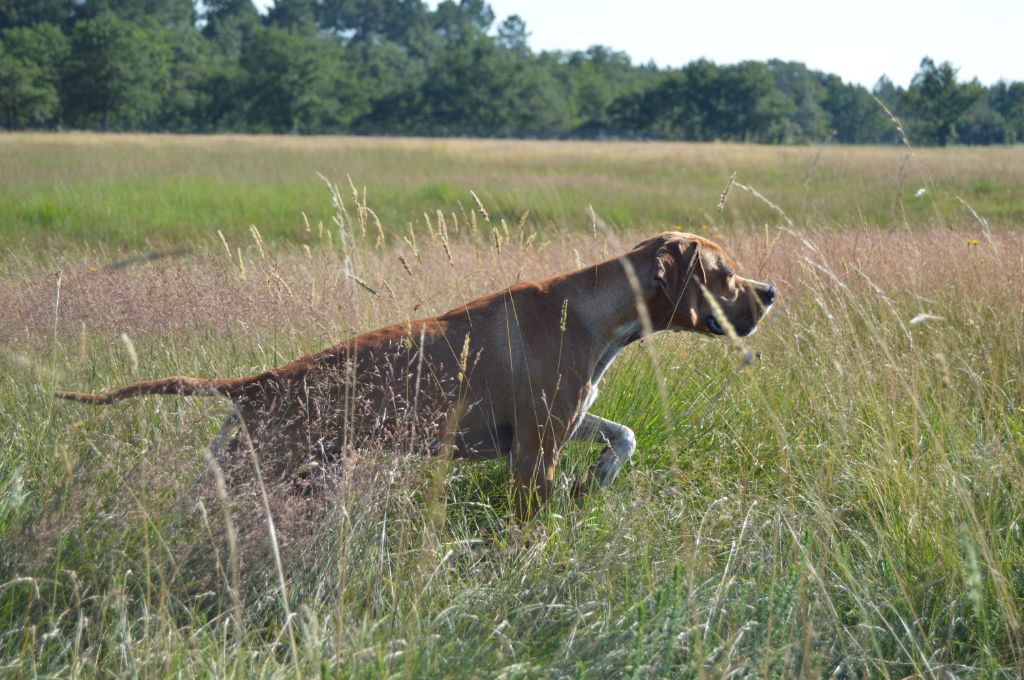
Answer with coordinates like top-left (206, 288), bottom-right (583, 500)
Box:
top-left (722, 269), bottom-right (734, 279)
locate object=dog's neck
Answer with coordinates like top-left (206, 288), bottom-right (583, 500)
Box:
top-left (552, 251), bottom-right (661, 365)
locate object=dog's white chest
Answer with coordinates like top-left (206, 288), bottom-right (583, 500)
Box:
top-left (581, 321), bottom-right (640, 415)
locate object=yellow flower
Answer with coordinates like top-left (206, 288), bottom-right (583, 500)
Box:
top-left (967, 239), bottom-right (979, 247)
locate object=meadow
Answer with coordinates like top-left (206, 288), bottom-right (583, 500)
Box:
top-left (1, 134), bottom-right (1022, 677)
top-left (3, 132), bottom-right (1024, 248)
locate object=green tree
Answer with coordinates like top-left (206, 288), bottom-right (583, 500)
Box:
top-left (555, 46), bottom-right (648, 134)
top-left (608, 60), bottom-right (719, 139)
top-left (70, 0), bottom-right (194, 30)
top-left (0, 23), bottom-right (69, 128)
top-left (903, 57), bottom-right (983, 145)
top-left (714, 61), bottom-right (793, 142)
top-left (0, 0), bottom-right (72, 30)
top-left (432, 0), bottom-right (493, 40)
top-left (766, 60), bottom-right (828, 142)
top-left (672, 58), bottom-right (721, 139)
top-left (315, 0), bottom-right (428, 44)
top-left (418, 26), bottom-right (569, 135)
top-left (956, 98), bottom-right (1008, 144)
top-left (988, 81), bottom-right (1024, 143)
top-left (156, 24), bottom-right (218, 130)
top-left (266, 0), bottom-right (317, 34)
top-left (495, 13), bottom-right (528, 53)
top-left (612, 59), bottom-right (792, 142)
top-left (2, 0), bottom-right (1022, 144)
top-left (621, 70), bottom-right (693, 138)
top-left (872, 75), bottom-right (900, 106)
top-left (495, 48), bottom-right (573, 135)
top-left (239, 27), bottom-right (366, 132)
top-left (62, 12), bottom-right (171, 129)
top-left (202, 0), bottom-right (260, 57)
top-left (820, 75), bottom-right (893, 143)
top-left (348, 38), bottom-right (428, 132)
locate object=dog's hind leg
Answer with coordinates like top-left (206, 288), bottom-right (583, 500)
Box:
top-left (210, 412), bottom-right (241, 463)
top-left (189, 412), bottom-right (241, 495)
top-left (569, 413), bottom-right (636, 497)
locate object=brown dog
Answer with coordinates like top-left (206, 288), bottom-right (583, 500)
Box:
top-left (56, 232), bottom-right (775, 512)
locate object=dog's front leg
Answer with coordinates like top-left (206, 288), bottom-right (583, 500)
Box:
top-left (569, 413), bottom-right (636, 497)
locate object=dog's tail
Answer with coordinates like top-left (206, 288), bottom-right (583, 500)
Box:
top-left (55, 376), bottom-right (251, 405)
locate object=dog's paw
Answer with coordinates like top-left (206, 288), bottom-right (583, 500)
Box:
top-left (570, 468), bottom-right (596, 501)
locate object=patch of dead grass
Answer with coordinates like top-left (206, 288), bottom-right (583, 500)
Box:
top-left (2, 226), bottom-right (1018, 352)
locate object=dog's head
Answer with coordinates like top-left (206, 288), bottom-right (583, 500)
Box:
top-left (638, 232), bottom-right (775, 337)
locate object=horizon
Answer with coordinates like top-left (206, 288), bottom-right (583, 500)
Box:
top-left (252, 0), bottom-right (1024, 89)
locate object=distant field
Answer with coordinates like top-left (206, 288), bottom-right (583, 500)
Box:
top-left (1, 134), bottom-right (1022, 676)
top-left (2, 132), bottom-right (1023, 249)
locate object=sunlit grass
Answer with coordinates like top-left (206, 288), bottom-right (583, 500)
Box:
top-left (1, 137), bottom-right (1022, 676)
top-left (2, 132), bottom-right (1023, 249)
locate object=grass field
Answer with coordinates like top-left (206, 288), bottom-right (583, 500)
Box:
top-left (1, 134), bottom-right (1023, 677)
top-left (2, 132), bottom-right (1024, 249)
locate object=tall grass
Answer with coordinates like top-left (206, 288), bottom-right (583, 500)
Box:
top-left (1, 141), bottom-right (1022, 677)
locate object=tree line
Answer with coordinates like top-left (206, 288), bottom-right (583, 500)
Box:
top-left (2, 0), bottom-right (1023, 145)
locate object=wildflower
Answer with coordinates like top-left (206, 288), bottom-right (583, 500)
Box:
top-left (967, 239), bottom-right (979, 247)
top-left (914, 187), bottom-right (927, 197)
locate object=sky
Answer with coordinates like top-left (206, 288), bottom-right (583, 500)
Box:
top-left (481, 0), bottom-right (1023, 88)
top-left (255, 0), bottom-right (1024, 88)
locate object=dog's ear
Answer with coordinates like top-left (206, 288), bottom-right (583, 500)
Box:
top-left (654, 239), bottom-right (702, 307)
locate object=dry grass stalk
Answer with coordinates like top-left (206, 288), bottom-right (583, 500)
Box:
top-left (249, 225), bottom-right (266, 260)
top-left (437, 210), bottom-right (454, 266)
top-left (218, 230), bottom-right (232, 261)
top-left (398, 254), bottom-right (413, 277)
top-left (200, 449), bottom-right (243, 638)
top-left (717, 171), bottom-right (736, 212)
top-left (470, 190), bottom-right (489, 223)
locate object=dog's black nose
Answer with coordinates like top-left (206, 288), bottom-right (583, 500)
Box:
top-left (757, 284), bottom-right (776, 306)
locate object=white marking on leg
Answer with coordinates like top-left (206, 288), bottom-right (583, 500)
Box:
top-left (210, 412), bottom-right (240, 461)
top-left (593, 421), bottom-right (636, 486)
top-left (571, 413), bottom-right (637, 487)
top-left (568, 320), bottom-right (640, 441)
top-left (190, 412), bottom-right (240, 494)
